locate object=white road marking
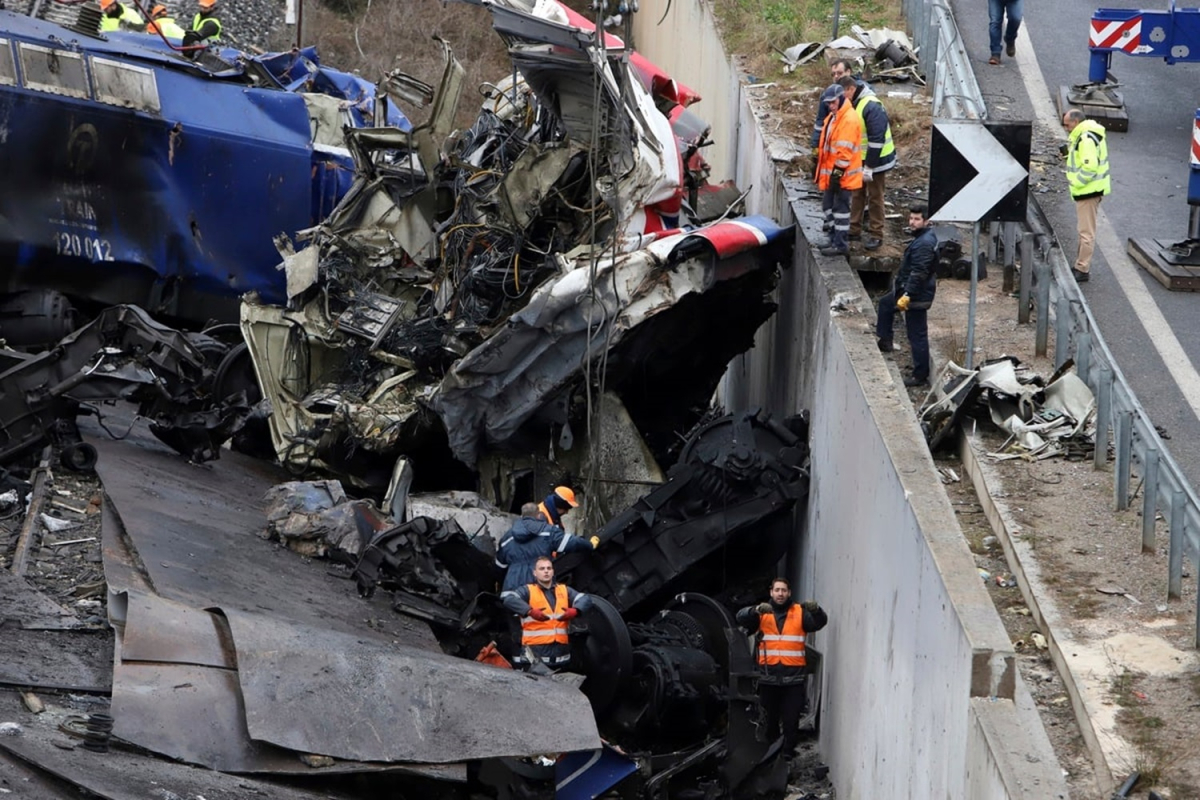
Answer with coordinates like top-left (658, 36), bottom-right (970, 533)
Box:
top-left (1012, 33), bottom-right (1200, 419)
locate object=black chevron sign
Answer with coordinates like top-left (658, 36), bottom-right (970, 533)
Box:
top-left (929, 121), bottom-right (1031, 223)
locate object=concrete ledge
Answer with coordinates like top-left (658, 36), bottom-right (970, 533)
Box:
top-left (968, 692), bottom-right (1069, 800)
top-left (959, 428), bottom-right (1118, 791)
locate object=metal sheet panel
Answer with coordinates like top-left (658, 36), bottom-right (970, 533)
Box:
top-left (109, 658), bottom-right (466, 779)
top-left (18, 43), bottom-right (88, 98)
top-left (89, 433), bottom-right (438, 653)
top-left (120, 590), bottom-right (233, 669)
top-left (223, 607), bottom-right (602, 763)
top-left (0, 693), bottom-right (364, 799)
top-left (100, 495), bottom-right (153, 597)
top-left (90, 56), bottom-right (160, 113)
top-left (111, 660), bottom-right (303, 773)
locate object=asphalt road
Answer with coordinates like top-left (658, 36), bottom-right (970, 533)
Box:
top-left (949, 0), bottom-right (1200, 490)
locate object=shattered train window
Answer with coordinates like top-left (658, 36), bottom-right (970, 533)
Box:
top-left (18, 43), bottom-right (88, 99)
top-left (91, 57), bottom-right (160, 114)
top-left (0, 40), bottom-right (15, 87)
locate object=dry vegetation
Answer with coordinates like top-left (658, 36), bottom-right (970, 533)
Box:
top-left (269, 0), bottom-right (511, 127)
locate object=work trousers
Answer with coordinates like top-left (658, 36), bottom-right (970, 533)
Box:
top-left (822, 184), bottom-right (852, 251)
top-left (849, 170), bottom-right (887, 239)
top-left (1074, 195), bottom-right (1102, 273)
top-left (759, 680), bottom-right (808, 753)
top-left (988, 0), bottom-right (1023, 56)
top-left (877, 289), bottom-right (931, 381)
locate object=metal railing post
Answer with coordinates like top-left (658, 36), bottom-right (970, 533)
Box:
top-left (1018, 232), bottom-right (1034, 323)
top-left (1114, 410), bottom-right (1133, 511)
top-left (1034, 258), bottom-right (1049, 355)
top-left (1169, 489), bottom-right (1184, 600)
top-left (1195, 565), bottom-right (1200, 646)
top-left (1094, 366), bottom-right (1112, 468)
top-left (923, 0), bottom-right (935, 89)
top-left (1054, 295), bottom-right (1071, 370)
top-left (1002, 222), bottom-right (1016, 293)
top-left (1077, 332), bottom-right (1092, 384)
top-left (1142, 447), bottom-right (1160, 553)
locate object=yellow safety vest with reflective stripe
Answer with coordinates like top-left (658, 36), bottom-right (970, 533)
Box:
top-left (855, 94), bottom-right (895, 167)
top-left (147, 16), bottom-right (186, 39)
top-left (757, 604), bottom-right (807, 667)
top-left (191, 12), bottom-right (222, 41)
top-left (521, 584), bottom-right (570, 647)
top-left (100, 4), bottom-right (143, 31)
top-left (1066, 119), bottom-right (1111, 199)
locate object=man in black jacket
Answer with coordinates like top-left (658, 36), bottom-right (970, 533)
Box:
top-left (737, 578), bottom-right (828, 756)
top-left (876, 205), bottom-right (938, 387)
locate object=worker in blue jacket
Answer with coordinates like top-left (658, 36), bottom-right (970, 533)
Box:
top-left (495, 503), bottom-right (598, 592)
top-left (876, 205), bottom-right (938, 387)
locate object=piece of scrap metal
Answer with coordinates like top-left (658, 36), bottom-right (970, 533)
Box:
top-left (0, 693), bottom-right (369, 799)
top-left (88, 432), bottom-right (436, 650)
top-left (119, 591), bottom-right (233, 669)
top-left (222, 607), bottom-right (601, 763)
top-left (109, 592), bottom-right (466, 780)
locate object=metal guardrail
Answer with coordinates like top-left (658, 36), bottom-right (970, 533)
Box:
top-left (902, 0), bottom-right (1200, 643)
top-left (1031, 205), bottom-right (1200, 647)
top-left (902, 0), bottom-right (985, 119)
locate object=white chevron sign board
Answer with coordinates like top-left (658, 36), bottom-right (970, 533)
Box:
top-left (929, 121), bottom-right (1031, 223)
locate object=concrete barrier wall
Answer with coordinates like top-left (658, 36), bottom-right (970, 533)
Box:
top-left (629, 1), bottom-right (739, 180)
top-left (633, 6), bottom-right (1068, 799)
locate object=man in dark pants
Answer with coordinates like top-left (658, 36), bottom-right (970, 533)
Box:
top-left (876, 205), bottom-right (938, 387)
top-left (501, 556), bottom-right (593, 672)
top-left (737, 578), bottom-right (828, 757)
top-left (816, 76), bottom-right (864, 257)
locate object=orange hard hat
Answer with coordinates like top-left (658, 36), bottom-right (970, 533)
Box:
top-left (198, 0), bottom-right (217, 8)
top-left (99, 0), bottom-right (116, 10)
top-left (150, 4), bottom-right (167, 17)
top-left (553, 486), bottom-right (579, 507)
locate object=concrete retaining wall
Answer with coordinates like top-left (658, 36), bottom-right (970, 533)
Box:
top-left (633, 6), bottom-right (1068, 799)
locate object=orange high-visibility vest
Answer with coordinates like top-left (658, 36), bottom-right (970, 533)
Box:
top-left (757, 605), bottom-right (807, 667)
top-left (521, 584), bottom-right (570, 648)
top-left (816, 99), bottom-right (864, 192)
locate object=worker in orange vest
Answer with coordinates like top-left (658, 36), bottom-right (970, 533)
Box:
top-left (501, 556), bottom-right (593, 672)
top-left (737, 577), bottom-right (828, 756)
top-left (537, 485), bottom-right (580, 528)
top-left (816, 74), bottom-right (864, 257)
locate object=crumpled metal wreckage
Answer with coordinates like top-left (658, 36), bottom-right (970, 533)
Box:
top-left (0, 304), bottom-right (246, 471)
top-left (0, 2), bottom-right (812, 797)
top-left (240, 0), bottom-right (793, 494)
top-left (919, 357), bottom-right (1097, 458)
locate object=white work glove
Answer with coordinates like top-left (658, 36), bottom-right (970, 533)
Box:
top-left (862, 167), bottom-right (873, 182)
